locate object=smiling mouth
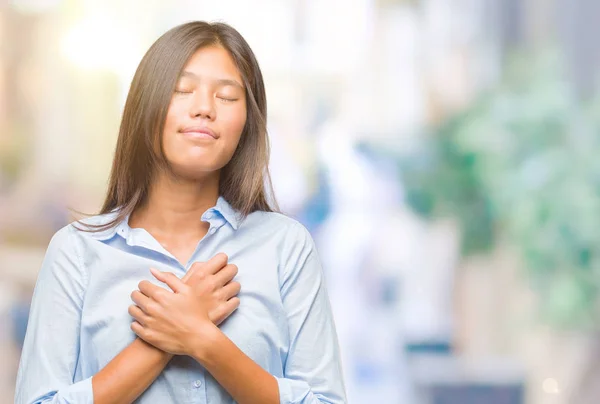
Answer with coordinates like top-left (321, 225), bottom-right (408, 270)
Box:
top-left (181, 131), bottom-right (216, 140)
top-left (179, 127), bottom-right (219, 140)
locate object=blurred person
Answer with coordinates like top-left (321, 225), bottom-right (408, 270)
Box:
top-left (15, 21), bottom-right (346, 404)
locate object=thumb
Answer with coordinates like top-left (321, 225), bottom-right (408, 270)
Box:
top-left (150, 268), bottom-right (186, 293)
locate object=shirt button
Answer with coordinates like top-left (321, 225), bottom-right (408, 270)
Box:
top-left (193, 379), bottom-right (203, 388)
top-left (209, 227), bottom-right (216, 235)
top-left (205, 212), bottom-right (213, 220)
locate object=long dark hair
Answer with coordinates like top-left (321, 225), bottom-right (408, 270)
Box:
top-left (84, 21), bottom-right (277, 231)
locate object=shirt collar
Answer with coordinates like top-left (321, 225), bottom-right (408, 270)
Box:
top-left (83, 196), bottom-right (241, 241)
top-left (214, 196), bottom-right (242, 230)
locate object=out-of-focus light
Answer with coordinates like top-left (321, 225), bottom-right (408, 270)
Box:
top-left (9, 0), bottom-right (61, 14)
top-left (542, 378), bottom-right (560, 394)
top-left (60, 16), bottom-right (136, 72)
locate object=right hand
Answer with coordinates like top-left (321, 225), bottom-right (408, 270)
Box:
top-left (155, 253), bottom-right (241, 326)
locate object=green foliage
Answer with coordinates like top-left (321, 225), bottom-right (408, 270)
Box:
top-left (401, 52), bottom-right (600, 329)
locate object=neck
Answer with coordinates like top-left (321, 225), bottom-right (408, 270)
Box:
top-left (130, 170), bottom-right (220, 237)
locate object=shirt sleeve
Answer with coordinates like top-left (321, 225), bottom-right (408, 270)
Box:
top-left (276, 222), bottom-right (348, 404)
top-left (15, 225), bottom-right (94, 404)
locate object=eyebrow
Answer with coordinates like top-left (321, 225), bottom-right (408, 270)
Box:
top-left (179, 70), bottom-right (244, 89)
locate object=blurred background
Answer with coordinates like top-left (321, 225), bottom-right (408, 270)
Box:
top-left (1, 0), bottom-right (599, 403)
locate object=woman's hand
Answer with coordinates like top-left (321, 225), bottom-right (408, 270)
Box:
top-left (180, 253), bottom-right (241, 326)
top-left (128, 253), bottom-right (240, 355)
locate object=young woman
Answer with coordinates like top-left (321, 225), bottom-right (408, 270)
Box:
top-left (15, 21), bottom-right (347, 404)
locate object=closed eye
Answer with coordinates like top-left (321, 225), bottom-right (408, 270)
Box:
top-left (218, 97), bottom-right (238, 103)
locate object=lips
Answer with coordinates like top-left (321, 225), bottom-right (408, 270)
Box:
top-left (180, 126), bottom-right (219, 139)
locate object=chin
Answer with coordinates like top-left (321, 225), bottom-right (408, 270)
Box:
top-left (169, 161), bottom-right (222, 180)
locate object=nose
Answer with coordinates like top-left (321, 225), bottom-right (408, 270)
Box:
top-left (189, 89), bottom-right (215, 120)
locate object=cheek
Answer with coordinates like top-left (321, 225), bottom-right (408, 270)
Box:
top-left (164, 103), bottom-right (182, 133)
top-left (162, 105), bottom-right (182, 150)
top-left (221, 105), bottom-right (247, 145)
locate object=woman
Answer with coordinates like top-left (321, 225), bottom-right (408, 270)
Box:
top-left (15, 21), bottom-right (347, 404)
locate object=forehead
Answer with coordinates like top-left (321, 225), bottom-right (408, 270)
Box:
top-left (180, 45), bottom-right (242, 83)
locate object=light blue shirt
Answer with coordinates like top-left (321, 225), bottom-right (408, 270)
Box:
top-left (15, 197), bottom-right (347, 404)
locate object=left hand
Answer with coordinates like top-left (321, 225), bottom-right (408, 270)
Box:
top-left (129, 268), bottom-right (218, 356)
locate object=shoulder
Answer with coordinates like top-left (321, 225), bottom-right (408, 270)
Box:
top-left (39, 224), bottom-right (85, 278)
top-left (46, 224), bottom-right (76, 254)
top-left (41, 211), bottom-right (122, 262)
top-left (244, 212), bottom-right (319, 273)
top-left (43, 210), bottom-right (120, 267)
top-left (243, 210), bottom-right (313, 244)
top-left (37, 223), bottom-right (91, 299)
top-left (69, 210), bottom-right (123, 241)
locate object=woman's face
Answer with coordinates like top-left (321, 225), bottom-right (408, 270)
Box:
top-left (162, 45), bottom-right (247, 179)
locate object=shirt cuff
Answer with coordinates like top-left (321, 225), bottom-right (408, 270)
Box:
top-left (28, 377), bottom-right (94, 404)
top-left (275, 377), bottom-right (311, 404)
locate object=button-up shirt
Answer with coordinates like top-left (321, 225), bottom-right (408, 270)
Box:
top-left (15, 197), bottom-right (347, 403)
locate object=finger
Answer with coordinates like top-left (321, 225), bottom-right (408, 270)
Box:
top-left (212, 297), bottom-right (241, 325)
top-left (218, 281), bottom-right (241, 301)
top-left (131, 321), bottom-right (148, 340)
top-left (138, 280), bottom-right (160, 297)
top-left (182, 264), bottom-right (200, 283)
top-left (184, 254), bottom-right (228, 285)
top-left (131, 290), bottom-right (153, 313)
top-left (150, 268), bottom-right (187, 294)
top-left (203, 252), bottom-right (229, 275)
top-left (138, 279), bottom-right (170, 302)
top-left (128, 304), bottom-right (150, 326)
top-left (214, 264), bottom-right (239, 287)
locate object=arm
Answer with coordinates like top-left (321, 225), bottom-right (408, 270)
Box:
top-left (272, 223), bottom-right (347, 403)
top-left (16, 226), bottom-right (236, 404)
top-left (95, 254), bottom-right (238, 403)
top-left (130, 272), bottom-right (280, 404)
top-left (191, 327), bottom-right (279, 403)
top-left (131, 223), bottom-right (347, 404)
top-left (92, 340), bottom-right (172, 404)
top-left (193, 224), bottom-right (347, 404)
top-left (15, 226), bottom-right (173, 404)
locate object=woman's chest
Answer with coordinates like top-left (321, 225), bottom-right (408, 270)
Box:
top-left (79, 246), bottom-right (289, 371)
